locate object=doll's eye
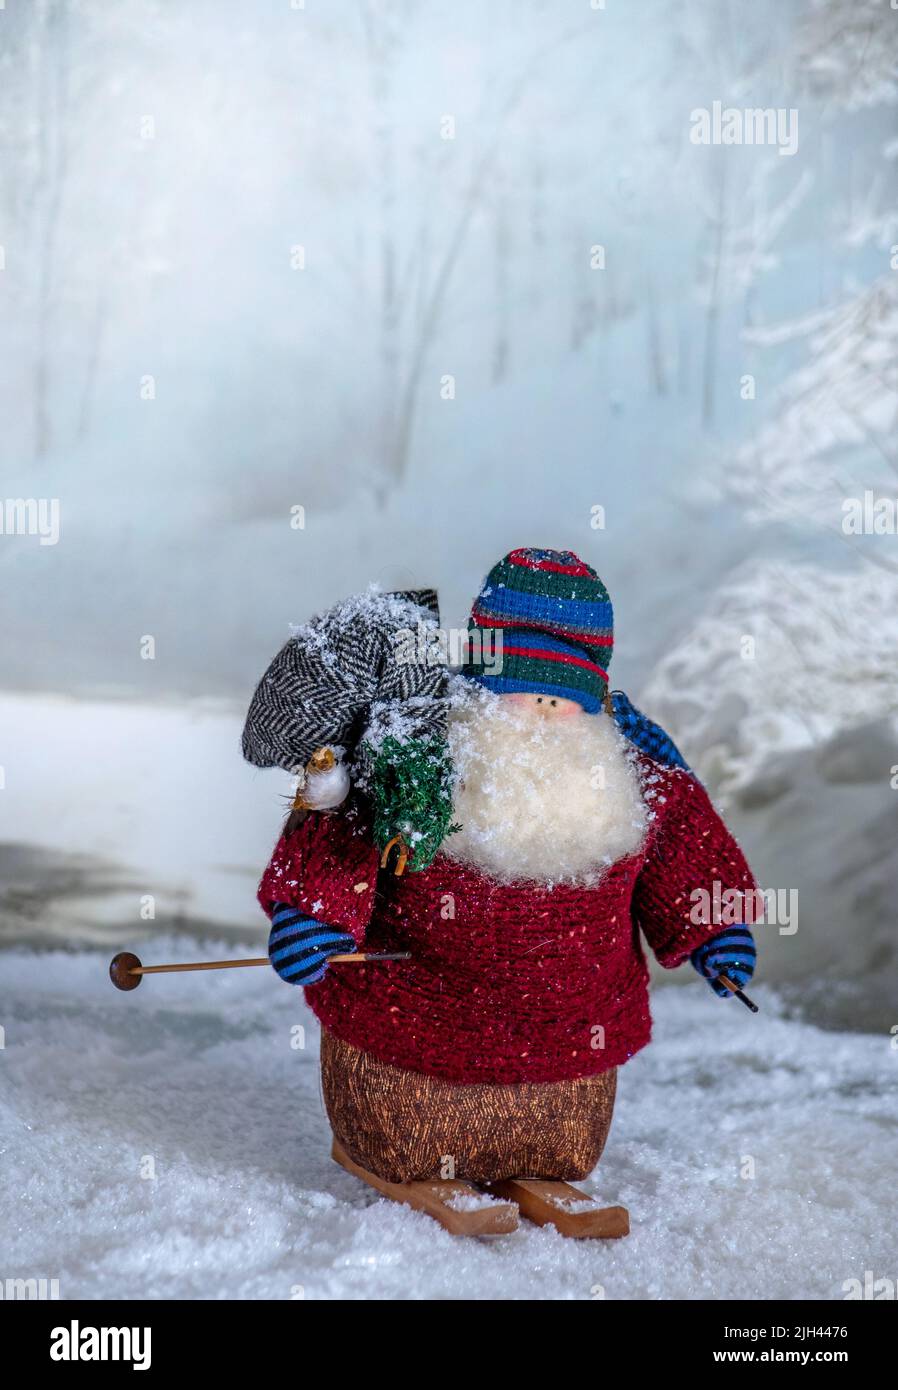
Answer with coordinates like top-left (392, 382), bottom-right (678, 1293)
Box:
top-left (536, 696), bottom-right (543, 703)
top-left (550, 699), bottom-right (557, 706)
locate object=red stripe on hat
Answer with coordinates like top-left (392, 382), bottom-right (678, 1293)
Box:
top-left (506, 548), bottom-right (595, 578)
top-left (472, 612), bottom-right (614, 649)
top-left (502, 644), bottom-right (609, 682)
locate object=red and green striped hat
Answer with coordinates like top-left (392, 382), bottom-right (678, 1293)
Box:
top-left (462, 547), bottom-right (613, 712)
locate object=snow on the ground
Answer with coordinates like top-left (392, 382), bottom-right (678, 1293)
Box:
top-left (2, 939), bottom-right (895, 1301)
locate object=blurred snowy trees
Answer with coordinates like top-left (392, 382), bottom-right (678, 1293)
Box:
top-left (725, 0), bottom-right (898, 536)
top-left (646, 0), bottom-right (898, 794)
top-left (639, 4), bottom-right (898, 1019)
top-left (1, 0), bottom-right (894, 708)
top-left (0, 0), bottom-right (838, 497)
top-left (733, 280), bottom-right (898, 538)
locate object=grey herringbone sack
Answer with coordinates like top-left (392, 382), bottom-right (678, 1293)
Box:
top-left (241, 588), bottom-right (447, 774)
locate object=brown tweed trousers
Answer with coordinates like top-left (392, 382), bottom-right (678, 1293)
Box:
top-left (320, 1029), bottom-right (618, 1183)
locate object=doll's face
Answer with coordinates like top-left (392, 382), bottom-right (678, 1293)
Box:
top-left (499, 692), bottom-right (584, 721)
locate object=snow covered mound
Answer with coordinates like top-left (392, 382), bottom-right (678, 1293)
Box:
top-left (640, 559), bottom-right (898, 799)
top-left (2, 941), bottom-right (894, 1300)
top-left (712, 718), bottom-right (898, 1033)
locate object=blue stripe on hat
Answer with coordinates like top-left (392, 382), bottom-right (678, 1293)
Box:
top-left (475, 589), bottom-right (614, 633)
top-left (499, 630), bottom-right (598, 657)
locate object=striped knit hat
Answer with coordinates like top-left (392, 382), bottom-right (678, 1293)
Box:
top-left (462, 547), bottom-right (613, 713)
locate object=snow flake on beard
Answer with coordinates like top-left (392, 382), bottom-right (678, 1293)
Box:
top-left (443, 676), bottom-right (649, 887)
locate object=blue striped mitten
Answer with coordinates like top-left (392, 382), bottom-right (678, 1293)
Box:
top-left (268, 902), bottom-right (355, 986)
top-left (690, 926), bottom-right (757, 998)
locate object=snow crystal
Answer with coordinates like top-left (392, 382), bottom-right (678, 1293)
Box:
top-left (361, 695), bottom-right (448, 755)
top-left (441, 1191), bottom-right (503, 1213)
top-left (547, 1196), bottom-right (602, 1214)
top-left (288, 584), bottom-right (436, 651)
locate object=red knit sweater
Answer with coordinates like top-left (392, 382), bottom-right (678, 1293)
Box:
top-left (258, 758), bottom-right (755, 1085)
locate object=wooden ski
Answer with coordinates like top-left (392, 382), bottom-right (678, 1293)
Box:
top-left (331, 1139), bottom-right (519, 1236)
top-left (485, 1177), bottom-right (629, 1239)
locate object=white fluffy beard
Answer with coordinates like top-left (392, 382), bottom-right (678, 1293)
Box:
top-left (444, 683), bottom-right (649, 886)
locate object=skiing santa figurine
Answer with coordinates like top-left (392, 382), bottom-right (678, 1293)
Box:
top-left (242, 549), bottom-right (758, 1237)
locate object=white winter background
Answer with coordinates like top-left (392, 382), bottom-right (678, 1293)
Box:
top-left (1, 0), bottom-right (897, 1300)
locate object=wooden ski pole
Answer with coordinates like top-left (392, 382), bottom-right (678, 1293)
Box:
top-left (716, 973), bottom-right (759, 1012)
top-left (109, 949), bottom-right (410, 991)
